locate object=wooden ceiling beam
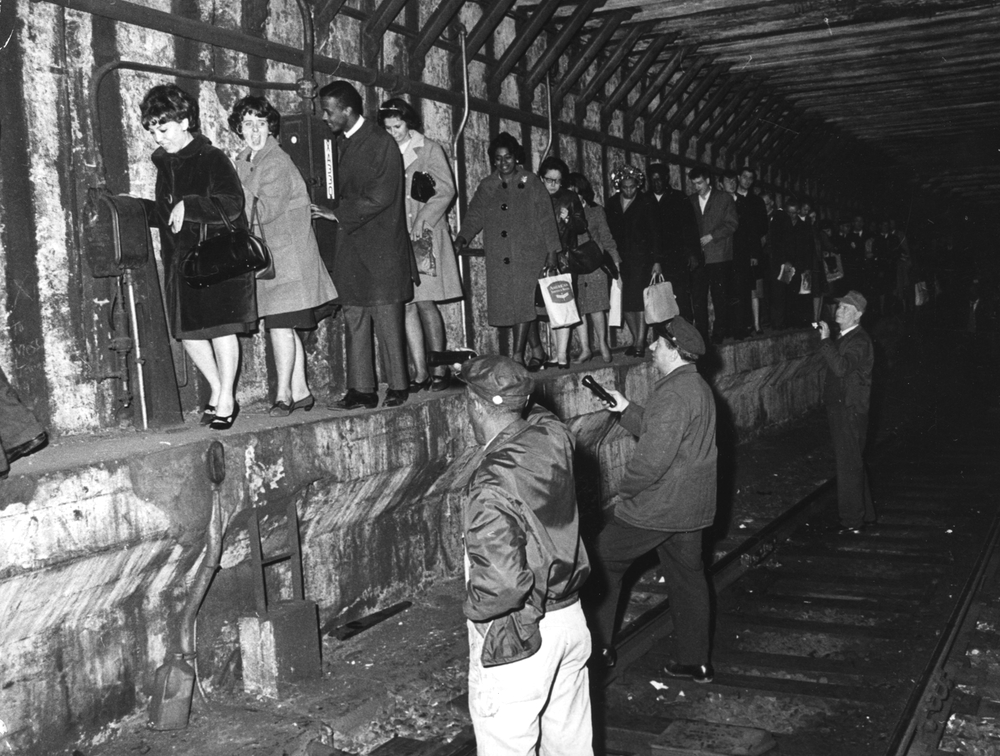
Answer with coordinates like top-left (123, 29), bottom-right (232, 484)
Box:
top-left (714, 87), bottom-right (769, 149)
top-left (703, 81), bottom-right (762, 146)
top-left (463, 0), bottom-right (519, 61)
top-left (410, 0), bottom-right (467, 64)
top-left (524, 0), bottom-right (605, 92)
top-left (646, 54), bottom-right (711, 126)
top-left (679, 74), bottom-right (742, 144)
top-left (658, 61), bottom-right (725, 136)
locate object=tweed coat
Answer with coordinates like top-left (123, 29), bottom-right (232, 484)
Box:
top-left (458, 167), bottom-right (560, 326)
top-left (236, 135), bottom-right (337, 318)
top-left (401, 131), bottom-right (463, 303)
top-left (606, 191), bottom-right (661, 311)
top-left (149, 133), bottom-right (257, 338)
top-left (690, 188), bottom-right (738, 265)
top-left (576, 204), bottom-right (620, 315)
top-left (334, 118), bottom-right (416, 307)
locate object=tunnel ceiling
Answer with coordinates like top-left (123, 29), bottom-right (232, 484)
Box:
top-left (510, 0), bottom-right (1000, 209)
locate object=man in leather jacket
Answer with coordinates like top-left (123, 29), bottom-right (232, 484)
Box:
top-left (461, 356), bottom-right (593, 755)
top-left (590, 316), bottom-right (718, 683)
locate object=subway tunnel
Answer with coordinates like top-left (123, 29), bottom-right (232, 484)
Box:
top-left (0, 0), bottom-right (998, 753)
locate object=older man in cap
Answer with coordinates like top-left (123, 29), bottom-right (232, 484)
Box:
top-left (817, 290), bottom-right (876, 533)
top-left (460, 356), bottom-right (593, 755)
top-left (590, 316), bottom-right (718, 682)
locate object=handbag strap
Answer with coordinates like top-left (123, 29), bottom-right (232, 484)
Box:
top-left (199, 196), bottom-right (237, 242)
top-left (250, 197), bottom-right (266, 243)
top-left (648, 273), bottom-right (665, 285)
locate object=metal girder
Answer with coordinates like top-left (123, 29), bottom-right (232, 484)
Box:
top-left (626, 44), bottom-right (689, 123)
top-left (659, 60), bottom-right (724, 136)
top-left (362, 0), bottom-right (409, 66)
top-left (575, 22), bottom-right (648, 111)
top-left (489, 0), bottom-right (563, 88)
top-left (464, 0), bottom-right (518, 61)
top-left (702, 80), bottom-right (760, 146)
top-left (679, 74), bottom-right (740, 144)
top-left (646, 54), bottom-right (710, 127)
top-left (600, 35), bottom-right (670, 118)
top-left (552, 10), bottom-right (632, 104)
top-left (411, 0), bottom-right (466, 64)
top-left (524, 0), bottom-right (604, 92)
top-left (314, 0), bottom-right (350, 32)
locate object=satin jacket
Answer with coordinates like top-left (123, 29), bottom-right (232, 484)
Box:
top-left (464, 406), bottom-right (590, 667)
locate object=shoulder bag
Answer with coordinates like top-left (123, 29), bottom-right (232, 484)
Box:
top-left (411, 171), bottom-right (436, 203)
top-left (182, 197), bottom-right (272, 289)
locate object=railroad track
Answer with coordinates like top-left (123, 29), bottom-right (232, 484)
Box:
top-left (597, 409), bottom-right (1000, 756)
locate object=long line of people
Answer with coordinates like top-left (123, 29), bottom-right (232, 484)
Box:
top-left (136, 80), bottom-right (919, 430)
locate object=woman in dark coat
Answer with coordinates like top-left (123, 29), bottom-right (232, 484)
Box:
top-left (456, 133), bottom-right (560, 370)
top-left (538, 156), bottom-right (587, 368)
top-left (141, 84), bottom-right (257, 430)
top-left (605, 164), bottom-right (660, 357)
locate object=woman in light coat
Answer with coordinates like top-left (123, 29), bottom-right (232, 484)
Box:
top-left (377, 98), bottom-right (463, 391)
top-left (229, 96), bottom-right (337, 416)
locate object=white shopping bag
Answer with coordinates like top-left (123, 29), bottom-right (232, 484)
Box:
top-left (799, 270), bottom-right (812, 295)
top-left (608, 277), bottom-right (623, 328)
top-left (538, 271), bottom-right (581, 328)
top-left (643, 274), bottom-right (679, 323)
top-left (915, 281), bottom-right (929, 306)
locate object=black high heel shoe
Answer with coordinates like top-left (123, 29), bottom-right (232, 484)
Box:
top-left (200, 404), bottom-right (217, 426)
top-left (209, 402), bottom-right (240, 431)
top-left (409, 377), bottom-right (432, 394)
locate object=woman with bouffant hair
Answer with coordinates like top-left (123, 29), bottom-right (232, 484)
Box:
top-left (228, 95), bottom-right (337, 417)
top-left (141, 83), bottom-right (256, 430)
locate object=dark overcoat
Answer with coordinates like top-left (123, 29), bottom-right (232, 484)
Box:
top-left (334, 118), bottom-right (416, 307)
top-left (606, 191), bottom-right (661, 311)
top-left (458, 167), bottom-right (560, 326)
top-left (149, 134), bottom-right (257, 338)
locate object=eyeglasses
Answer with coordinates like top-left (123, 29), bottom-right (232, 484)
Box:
top-left (542, 177), bottom-right (562, 185)
top-left (241, 120), bottom-right (269, 132)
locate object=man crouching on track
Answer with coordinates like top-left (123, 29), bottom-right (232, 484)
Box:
top-left (461, 355), bottom-right (594, 755)
top-left (590, 316), bottom-right (718, 683)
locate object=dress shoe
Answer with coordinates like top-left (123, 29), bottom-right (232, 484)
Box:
top-left (199, 404), bottom-right (216, 426)
top-left (6, 431), bottom-right (48, 464)
top-left (524, 356), bottom-right (545, 373)
top-left (430, 374), bottom-right (450, 392)
top-left (290, 394), bottom-right (316, 413)
top-left (663, 662), bottom-right (714, 683)
top-left (382, 388), bottom-right (409, 408)
top-left (269, 400), bottom-right (292, 417)
top-left (409, 377), bottom-right (432, 394)
top-left (594, 645), bottom-right (617, 669)
top-left (209, 402), bottom-right (240, 431)
top-left (328, 389), bottom-right (378, 411)
top-left (543, 361), bottom-right (569, 370)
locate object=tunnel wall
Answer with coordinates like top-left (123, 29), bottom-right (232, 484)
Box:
top-left (0, 0), bottom-right (811, 436)
top-left (0, 332), bottom-right (822, 753)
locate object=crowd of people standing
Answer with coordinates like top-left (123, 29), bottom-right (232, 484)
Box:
top-left (136, 78), bottom-right (920, 432)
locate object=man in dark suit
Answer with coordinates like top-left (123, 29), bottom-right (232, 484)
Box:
top-left (817, 291), bottom-right (876, 533)
top-left (312, 80), bottom-right (415, 410)
top-left (688, 167), bottom-right (739, 344)
top-left (648, 164), bottom-right (699, 321)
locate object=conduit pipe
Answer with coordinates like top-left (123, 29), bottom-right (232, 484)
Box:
top-left (450, 26), bottom-right (472, 350)
top-left (45, 0), bottom-right (698, 168)
top-left (540, 72), bottom-right (553, 163)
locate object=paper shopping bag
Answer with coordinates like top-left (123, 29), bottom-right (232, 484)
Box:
top-left (538, 271), bottom-right (581, 328)
top-left (799, 270), bottom-right (812, 295)
top-left (608, 277), bottom-right (623, 328)
top-left (643, 274), bottom-right (679, 323)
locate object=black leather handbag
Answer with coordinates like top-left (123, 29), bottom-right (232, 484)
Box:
top-left (566, 239), bottom-right (604, 275)
top-left (183, 197), bottom-right (272, 289)
top-left (411, 170), bottom-right (436, 203)
top-left (249, 198), bottom-right (275, 281)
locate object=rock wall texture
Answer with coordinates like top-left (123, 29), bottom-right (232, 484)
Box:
top-left (0, 332), bottom-right (822, 753)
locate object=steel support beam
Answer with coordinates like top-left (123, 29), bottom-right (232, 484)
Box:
top-left (551, 10), bottom-right (631, 105)
top-left (489, 0), bottom-right (562, 88)
top-left (524, 0), bottom-right (604, 93)
top-left (625, 44), bottom-right (688, 123)
top-left (600, 36), bottom-right (670, 119)
top-left (410, 0), bottom-right (466, 65)
top-left (575, 22), bottom-right (647, 112)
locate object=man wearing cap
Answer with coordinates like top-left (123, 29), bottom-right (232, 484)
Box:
top-left (590, 316), bottom-right (718, 683)
top-left (460, 356), bottom-right (593, 755)
top-left (818, 290), bottom-right (876, 533)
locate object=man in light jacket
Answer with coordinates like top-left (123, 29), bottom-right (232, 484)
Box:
top-left (689, 167), bottom-right (739, 344)
top-left (590, 316), bottom-right (718, 682)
